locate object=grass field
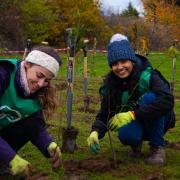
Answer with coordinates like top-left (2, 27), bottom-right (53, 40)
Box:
top-left (0, 52), bottom-right (180, 180)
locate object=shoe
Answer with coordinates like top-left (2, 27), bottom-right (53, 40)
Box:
top-left (128, 142), bottom-right (142, 157)
top-left (146, 146), bottom-right (166, 166)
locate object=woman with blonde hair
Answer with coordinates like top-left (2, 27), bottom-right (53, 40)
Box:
top-left (0, 46), bottom-right (62, 177)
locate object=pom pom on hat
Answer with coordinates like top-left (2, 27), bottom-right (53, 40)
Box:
top-left (108, 33), bottom-right (139, 66)
top-left (110, 33), bottom-right (128, 43)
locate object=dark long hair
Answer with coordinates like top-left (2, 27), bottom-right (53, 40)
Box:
top-left (103, 65), bottom-right (141, 106)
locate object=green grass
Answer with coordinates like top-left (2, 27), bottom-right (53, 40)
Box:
top-left (1, 52), bottom-right (180, 179)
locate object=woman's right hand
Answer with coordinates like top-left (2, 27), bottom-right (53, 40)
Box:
top-left (9, 154), bottom-right (32, 177)
top-left (48, 142), bottom-right (62, 171)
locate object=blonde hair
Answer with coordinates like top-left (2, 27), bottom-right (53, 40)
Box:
top-left (26, 62), bottom-right (58, 118)
top-left (37, 82), bottom-right (58, 118)
top-left (27, 45), bottom-right (61, 118)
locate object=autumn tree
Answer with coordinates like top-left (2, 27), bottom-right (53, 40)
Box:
top-left (0, 0), bottom-right (57, 49)
top-left (103, 2), bottom-right (144, 51)
top-left (0, 0), bottom-right (24, 49)
top-left (120, 2), bottom-right (139, 17)
top-left (142, 0), bottom-right (180, 49)
top-left (19, 0), bottom-right (56, 44)
top-left (47, 0), bottom-right (111, 48)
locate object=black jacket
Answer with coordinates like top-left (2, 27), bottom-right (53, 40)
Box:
top-left (91, 55), bottom-right (175, 139)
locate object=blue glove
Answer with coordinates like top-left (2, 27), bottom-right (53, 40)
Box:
top-left (108, 111), bottom-right (135, 131)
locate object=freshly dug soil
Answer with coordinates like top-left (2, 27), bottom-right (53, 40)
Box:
top-left (54, 82), bottom-right (67, 91)
top-left (145, 172), bottom-right (164, 180)
top-left (63, 156), bottom-right (122, 175)
top-left (166, 141), bottom-right (180, 150)
top-left (77, 107), bottom-right (97, 114)
top-left (26, 172), bottom-right (48, 180)
top-left (83, 96), bottom-right (90, 112)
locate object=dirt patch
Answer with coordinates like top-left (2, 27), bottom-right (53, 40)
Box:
top-left (144, 172), bottom-right (164, 180)
top-left (175, 96), bottom-right (180, 101)
top-left (63, 156), bottom-right (122, 175)
top-left (26, 172), bottom-right (48, 180)
top-left (83, 96), bottom-right (90, 112)
top-left (55, 82), bottom-right (67, 91)
top-left (62, 174), bottom-right (88, 180)
top-left (174, 89), bottom-right (180, 93)
top-left (165, 141), bottom-right (180, 150)
top-left (77, 107), bottom-right (97, 114)
top-left (89, 96), bottom-right (100, 104)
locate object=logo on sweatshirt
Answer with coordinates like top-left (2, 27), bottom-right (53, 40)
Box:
top-left (0, 105), bottom-right (22, 122)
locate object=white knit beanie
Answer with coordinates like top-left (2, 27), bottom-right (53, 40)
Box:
top-left (25, 50), bottom-right (60, 76)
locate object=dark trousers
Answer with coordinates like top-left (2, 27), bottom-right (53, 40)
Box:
top-left (118, 92), bottom-right (172, 147)
top-left (0, 116), bottom-right (40, 175)
top-left (0, 115), bottom-right (39, 152)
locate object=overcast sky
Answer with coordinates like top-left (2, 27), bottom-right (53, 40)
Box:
top-left (100, 0), bottom-right (144, 15)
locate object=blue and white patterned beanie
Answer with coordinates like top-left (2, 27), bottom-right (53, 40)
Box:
top-left (108, 33), bottom-right (139, 67)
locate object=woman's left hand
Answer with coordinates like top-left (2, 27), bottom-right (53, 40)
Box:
top-left (108, 111), bottom-right (135, 131)
top-left (47, 142), bottom-right (62, 171)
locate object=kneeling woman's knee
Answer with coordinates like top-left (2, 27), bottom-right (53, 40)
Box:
top-left (118, 123), bottom-right (142, 146)
top-left (140, 92), bottom-right (156, 106)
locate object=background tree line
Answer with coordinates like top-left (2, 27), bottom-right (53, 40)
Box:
top-left (0, 0), bottom-right (179, 51)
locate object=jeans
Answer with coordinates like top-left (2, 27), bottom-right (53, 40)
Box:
top-left (118, 92), bottom-right (172, 147)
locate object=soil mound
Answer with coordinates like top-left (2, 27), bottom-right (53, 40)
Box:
top-left (64, 156), bottom-right (122, 174)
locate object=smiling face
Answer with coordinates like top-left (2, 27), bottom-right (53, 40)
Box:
top-left (111, 59), bottom-right (134, 79)
top-left (24, 62), bottom-right (54, 94)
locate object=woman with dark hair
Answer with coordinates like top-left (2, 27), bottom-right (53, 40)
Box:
top-left (87, 34), bottom-right (175, 166)
top-left (0, 46), bottom-right (62, 177)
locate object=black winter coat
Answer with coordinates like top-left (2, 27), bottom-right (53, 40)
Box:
top-left (91, 55), bottom-right (175, 139)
